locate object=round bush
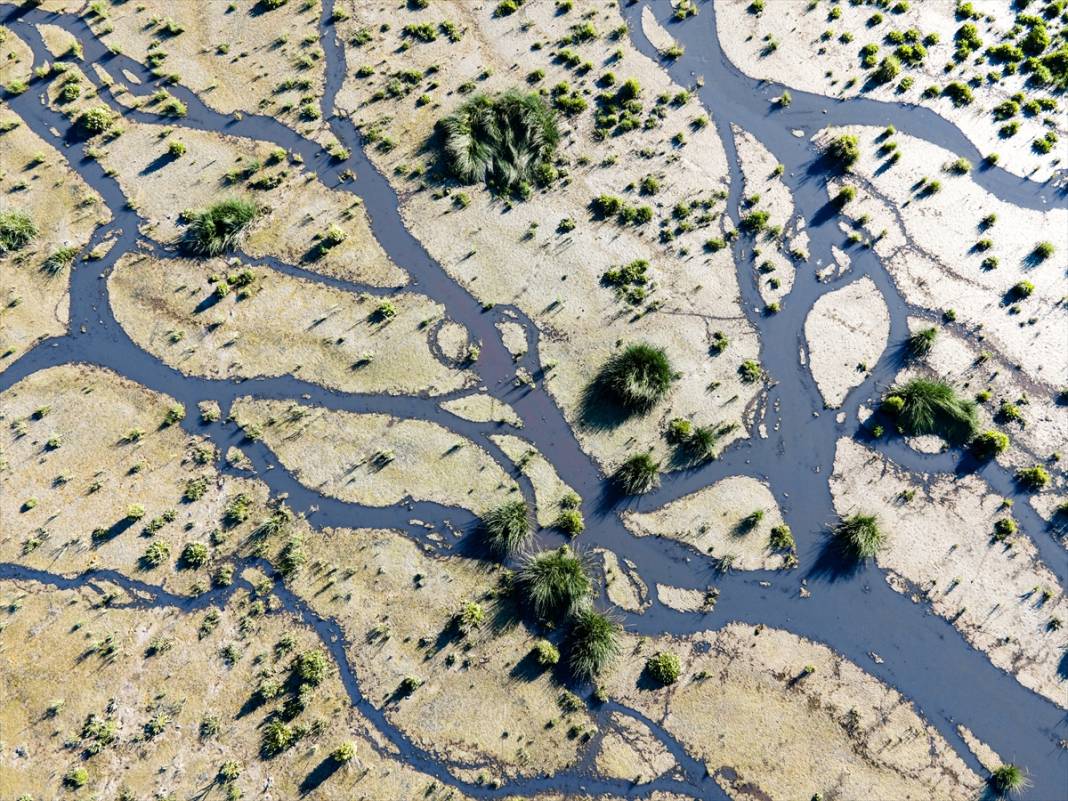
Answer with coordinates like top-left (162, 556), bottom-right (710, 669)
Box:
top-left (970, 429), bottom-right (1009, 460)
top-left (644, 651), bottom-right (681, 685)
top-left (0, 210), bottom-right (37, 252)
top-left (599, 343), bottom-right (675, 412)
top-left (825, 134), bottom-right (860, 171)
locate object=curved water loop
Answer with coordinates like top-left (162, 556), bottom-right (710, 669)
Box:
top-left (1, 1), bottom-right (1066, 798)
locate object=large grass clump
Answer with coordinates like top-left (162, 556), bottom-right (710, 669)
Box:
top-left (437, 90), bottom-right (559, 193)
top-left (599, 342), bottom-right (675, 413)
top-left (517, 545), bottom-right (593, 620)
top-left (481, 499), bottom-right (531, 556)
top-left (883, 378), bottom-right (978, 444)
top-left (989, 764), bottom-right (1029, 797)
top-left (0, 210), bottom-right (37, 252)
top-left (182, 197), bottom-right (260, 256)
top-left (567, 608), bottom-right (622, 681)
top-left (834, 513), bottom-right (885, 559)
top-left (614, 452), bottom-right (661, 494)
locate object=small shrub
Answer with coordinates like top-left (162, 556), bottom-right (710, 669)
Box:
top-left (1031, 241), bottom-right (1054, 261)
top-left (76, 105), bottom-right (114, 135)
top-left (180, 541), bottom-right (209, 568)
top-left (1015, 465), bottom-right (1050, 490)
top-left (769, 524), bottom-right (795, 551)
top-left (332, 741), bottom-right (356, 763)
top-left (970, 430), bottom-right (1009, 460)
top-left (825, 134), bottom-right (860, 170)
top-left (644, 651), bottom-right (681, 685)
top-left (556, 508), bottom-right (584, 536)
top-left (534, 639), bottom-right (560, 666)
top-left (456, 600), bottom-right (485, 634)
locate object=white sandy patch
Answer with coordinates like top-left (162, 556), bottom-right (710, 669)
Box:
top-left (804, 276), bottom-right (889, 407)
top-left (716, 0), bottom-right (1067, 180)
top-left (624, 474), bottom-right (790, 569)
top-left (830, 437), bottom-right (1068, 707)
top-left (442, 392), bottom-right (522, 427)
top-left (822, 125), bottom-right (1068, 387)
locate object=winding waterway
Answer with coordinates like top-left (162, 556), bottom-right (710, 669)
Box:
top-left (1, 1), bottom-right (1066, 798)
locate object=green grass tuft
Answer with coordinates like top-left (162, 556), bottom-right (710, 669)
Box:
top-left (517, 545), bottom-right (593, 620)
top-left (0, 210), bottom-right (37, 252)
top-left (599, 342), bottom-right (675, 412)
top-left (614, 452), bottom-right (660, 494)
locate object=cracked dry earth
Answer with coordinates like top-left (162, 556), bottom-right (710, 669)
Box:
top-left (0, 2), bottom-right (1065, 801)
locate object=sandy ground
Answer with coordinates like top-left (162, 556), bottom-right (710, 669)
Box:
top-left (108, 250), bottom-right (473, 396)
top-left (0, 582), bottom-right (473, 800)
top-left (442, 391), bottom-right (523, 427)
top-left (599, 547), bottom-right (650, 614)
top-left (656, 583), bottom-right (709, 613)
top-left (231, 396), bottom-right (518, 515)
top-left (595, 711), bottom-right (676, 784)
top-left (78, 0), bottom-right (331, 136)
top-left (830, 437), bottom-right (1068, 707)
top-left (893, 315), bottom-right (1066, 485)
top-left (603, 623), bottom-right (984, 801)
top-left (63, 109), bottom-right (403, 286)
top-left (331, 0), bottom-right (763, 472)
top-left (0, 20), bottom-right (32, 87)
top-left (733, 125), bottom-right (798, 306)
top-left (822, 125), bottom-right (1068, 388)
top-left (0, 364), bottom-right (274, 595)
top-left (284, 524), bottom-right (594, 781)
top-left (0, 104), bottom-right (110, 363)
top-left (624, 475), bottom-right (793, 570)
top-left (492, 433), bottom-right (579, 528)
top-left (716, 0), bottom-right (1068, 181)
top-left (804, 275), bottom-right (890, 407)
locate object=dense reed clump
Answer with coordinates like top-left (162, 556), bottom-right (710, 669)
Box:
top-left (182, 197), bottom-right (260, 256)
top-left (567, 607), bottom-right (622, 681)
top-left (480, 499), bottom-right (531, 556)
top-left (516, 545), bottom-right (593, 620)
top-left (599, 342), bottom-right (675, 413)
top-left (882, 378), bottom-right (978, 444)
top-left (437, 90), bottom-right (559, 194)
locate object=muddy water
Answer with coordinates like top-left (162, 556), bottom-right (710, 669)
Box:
top-left (1, 1), bottom-right (1065, 798)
